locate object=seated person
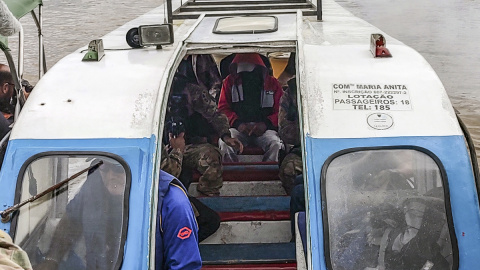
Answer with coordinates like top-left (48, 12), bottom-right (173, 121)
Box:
top-left (179, 54), bottom-right (223, 101)
top-left (168, 54), bottom-right (242, 196)
top-left (278, 78), bottom-right (302, 194)
top-left (218, 53), bottom-right (283, 162)
top-left (34, 159), bottom-right (129, 269)
top-left (34, 160), bottom-right (202, 270)
top-left (334, 162), bottom-right (451, 270)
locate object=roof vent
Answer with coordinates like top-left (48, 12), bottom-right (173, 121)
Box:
top-left (213, 16), bottom-right (278, 34)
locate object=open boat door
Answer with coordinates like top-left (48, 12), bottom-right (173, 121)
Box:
top-left (296, 4), bottom-right (480, 269)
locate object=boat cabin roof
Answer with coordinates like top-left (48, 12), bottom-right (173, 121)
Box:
top-left (186, 14), bottom-right (297, 45)
top-left (10, 0), bottom-right (462, 142)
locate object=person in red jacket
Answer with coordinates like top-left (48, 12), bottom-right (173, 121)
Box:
top-left (218, 53), bottom-right (283, 162)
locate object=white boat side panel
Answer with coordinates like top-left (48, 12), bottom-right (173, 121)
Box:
top-left (11, 5), bottom-right (196, 140)
top-left (301, 44), bottom-right (461, 138)
top-left (186, 14), bottom-right (297, 44)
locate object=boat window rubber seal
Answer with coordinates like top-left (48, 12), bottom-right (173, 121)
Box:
top-left (10, 151), bottom-right (131, 270)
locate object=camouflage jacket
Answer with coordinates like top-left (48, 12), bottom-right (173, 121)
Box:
top-left (186, 82), bottom-right (231, 139)
top-left (191, 54), bottom-right (223, 100)
top-left (173, 54), bottom-right (231, 141)
top-left (0, 231), bottom-right (32, 270)
top-left (160, 144), bottom-right (183, 178)
top-left (278, 83), bottom-right (300, 146)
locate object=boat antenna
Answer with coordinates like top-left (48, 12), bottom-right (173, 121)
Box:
top-left (0, 161), bottom-right (103, 223)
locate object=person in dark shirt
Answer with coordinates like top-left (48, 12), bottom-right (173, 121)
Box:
top-left (34, 160), bottom-right (128, 270)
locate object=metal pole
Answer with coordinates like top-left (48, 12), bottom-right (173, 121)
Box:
top-left (30, 8), bottom-right (48, 76)
top-left (39, 4), bottom-right (44, 78)
top-left (18, 26), bottom-right (24, 79)
top-left (317, 0), bottom-right (322, 21)
top-left (167, 0), bottom-right (173, 24)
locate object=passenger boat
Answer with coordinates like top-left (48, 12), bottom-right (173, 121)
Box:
top-left (0, 0), bottom-right (479, 269)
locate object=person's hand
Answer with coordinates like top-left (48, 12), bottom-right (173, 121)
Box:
top-left (169, 132), bottom-right (186, 153)
top-left (223, 136), bottom-right (244, 154)
top-left (237, 123), bottom-right (253, 135)
top-left (250, 122), bottom-right (267, 137)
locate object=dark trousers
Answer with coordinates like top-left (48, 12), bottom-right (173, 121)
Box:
top-left (189, 196), bottom-right (221, 242)
top-left (290, 174), bottom-right (305, 237)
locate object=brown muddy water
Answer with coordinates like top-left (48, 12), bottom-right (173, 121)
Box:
top-left (1, 0), bottom-right (479, 166)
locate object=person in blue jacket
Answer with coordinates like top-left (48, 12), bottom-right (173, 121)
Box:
top-left (156, 170), bottom-right (202, 270)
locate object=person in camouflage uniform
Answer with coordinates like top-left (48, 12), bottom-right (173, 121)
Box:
top-left (166, 54), bottom-right (243, 196)
top-left (0, 230), bottom-right (32, 270)
top-left (278, 76), bottom-right (303, 195)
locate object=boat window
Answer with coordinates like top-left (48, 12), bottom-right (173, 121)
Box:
top-left (324, 149), bottom-right (455, 270)
top-left (213, 16), bottom-right (278, 34)
top-left (12, 154), bottom-right (129, 270)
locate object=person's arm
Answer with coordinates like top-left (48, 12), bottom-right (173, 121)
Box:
top-left (160, 134), bottom-right (185, 178)
top-left (217, 77), bottom-right (239, 127)
top-left (161, 185), bottom-right (202, 270)
top-left (189, 82), bottom-right (232, 139)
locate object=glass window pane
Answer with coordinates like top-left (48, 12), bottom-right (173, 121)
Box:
top-left (14, 155), bottom-right (128, 270)
top-left (213, 16), bottom-right (278, 34)
top-left (325, 149), bottom-right (454, 270)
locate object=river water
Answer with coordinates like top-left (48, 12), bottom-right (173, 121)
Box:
top-left (2, 0), bottom-right (479, 163)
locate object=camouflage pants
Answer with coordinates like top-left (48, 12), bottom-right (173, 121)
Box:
top-left (183, 143), bottom-right (223, 196)
top-left (279, 153), bottom-right (303, 195)
top-left (0, 231), bottom-right (32, 270)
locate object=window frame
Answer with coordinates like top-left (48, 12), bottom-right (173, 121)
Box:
top-left (213, 15), bottom-right (279, 34)
top-left (320, 146), bottom-right (459, 270)
top-left (10, 151), bottom-right (131, 270)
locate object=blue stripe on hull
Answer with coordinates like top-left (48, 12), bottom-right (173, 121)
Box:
top-left (198, 196), bottom-right (290, 212)
top-left (304, 135), bottom-right (480, 270)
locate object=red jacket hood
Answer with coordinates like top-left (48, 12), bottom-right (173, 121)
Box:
top-left (229, 53), bottom-right (267, 76)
